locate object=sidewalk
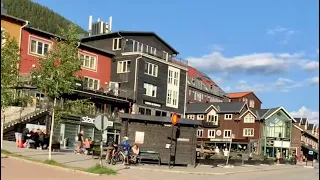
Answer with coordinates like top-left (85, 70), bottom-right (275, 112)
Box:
top-left (1, 140), bottom-right (301, 175)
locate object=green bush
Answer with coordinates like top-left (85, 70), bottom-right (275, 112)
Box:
top-left (86, 164), bottom-right (117, 175)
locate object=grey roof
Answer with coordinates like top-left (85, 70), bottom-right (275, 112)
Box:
top-left (301, 118), bottom-right (308, 125)
top-left (212, 102), bottom-right (245, 113)
top-left (25, 26), bottom-right (115, 56)
top-left (1, 13), bottom-right (27, 24)
top-left (81, 31), bottom-right (179, 54)
top-left (185, 102), bottom-right (245, 114)
top-left (307, 124), bottom-right (314, 130)
top-left (186, 103), bottom-right (212, 113)
top-left (119, 113), bottom-right (202, 126)
top-left (294, 118), bottom-right (301, 123)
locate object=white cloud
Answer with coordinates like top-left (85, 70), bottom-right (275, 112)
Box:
top-left (303, 61), bottom-right (319, 72)
top-left (310, 76), bottom-right (319, 85)
top-left (290, 106), bottom-right (319, 124)
top-left (226, 77), bottom-right (304, 93)
top-left (187, 51), bottom-right (316, 75)
top-left (266, 26), bottom-right (297, 44)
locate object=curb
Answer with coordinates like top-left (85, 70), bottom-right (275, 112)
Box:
top-left (4, 155), bottom-right (107, 176)
top-left (303, 166), bottom-right (315, 169)
top-left (128, 165), bottom-right (299, 175)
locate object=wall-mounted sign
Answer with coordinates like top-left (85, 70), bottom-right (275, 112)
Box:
top-left (210, 138), bottom-right (232, 142)
top-left (177, 138), bottom-right (190, 142)
top-left (144, 101), bottom-right (161, 107)
top-left (81, 116), bottom-right (95, 124)
top-left (216, 130), bottom-right (222, 136)
top-left (135, 131), bottom-right (145, 144)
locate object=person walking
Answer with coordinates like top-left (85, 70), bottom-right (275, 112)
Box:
top-left (276, 150), bottom-right (281, 164)
top-left (76, 130), bottom-right (85, 154)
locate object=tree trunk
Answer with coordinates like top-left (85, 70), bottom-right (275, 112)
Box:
top-left (1, 109), bottom-right (5, 149)
top-left (48, 97), bottom-right (57, 160)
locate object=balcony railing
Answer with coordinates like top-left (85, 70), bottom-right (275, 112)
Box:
top-left (202, 121), bottom-right (219, 128)
top-left (122, 39), bottom-right (188, 68)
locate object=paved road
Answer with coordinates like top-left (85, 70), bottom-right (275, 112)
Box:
top-left (2, 157), bottom-right (318, 180)
top-left (1, 157), bottom-right (130, 180)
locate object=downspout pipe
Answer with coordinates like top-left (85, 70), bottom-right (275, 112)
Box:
top-left (183, 66), bottom-right (188, 118)
top-left (19, 21), bottom-right (29, 50)
top-left (133, 54), bottom-right (143, 103)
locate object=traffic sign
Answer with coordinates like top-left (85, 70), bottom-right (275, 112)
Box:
top-left (94, 115), bottom-right (113, 130)
top-left (171, 112), bottom-right (179, 125)
top-left (308, 150), bottom-right (314, 155)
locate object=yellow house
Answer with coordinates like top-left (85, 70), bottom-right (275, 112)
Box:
top-left (1, 13), bottom-right (29, 47)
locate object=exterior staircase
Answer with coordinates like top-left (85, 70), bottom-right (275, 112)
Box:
top-left (2, 106), bottom-right (50, 141)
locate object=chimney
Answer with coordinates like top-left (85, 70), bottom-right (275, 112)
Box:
top-left (88, 15), bottom-right (93, 36)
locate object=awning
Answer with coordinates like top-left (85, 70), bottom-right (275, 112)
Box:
top-left (302, 144), bottom-right (319, 154)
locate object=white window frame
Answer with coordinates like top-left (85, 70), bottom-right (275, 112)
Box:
top-left (79, 52), bottom-right (97, 70)
top-left (143, 83), bottom-right (157, 97)
top-left (187, 114), bottom-right (194, 120)
top-left (197, 114), bottom-right (204, 120)
top-left (163, 51), bottom-right (169, 61)
top-left (168, 70), bottom-right (173, 84)
top-left (224, 114), bottom-right (232, 120)
top-left (145, 62), bottom-right (158, 77)
top-left (197, 129), bottom-right (203, 137)
top-left (223, 130), bottom-right (232, 138)
top-left (208, 129), bottom-right (215, 138)
top-left (84, 77), bottom-right (100, 90)
top-left (117, 60), bottom-right (131, 73)
top-left (207, 115), bottom-right (218, 124)
top-left (243, 128), bottom-right (254, 137)
top-left (166, 89), bottom-right (178, 108)
top-left (173, 71), bottom-right (179, 86)
top-left (243, 97), bottom-right (248, 103)
top-left (29, 38), bottom-right (51, 56)
top-left (112, 38), bottom-right (122, 50)
top-left (249, 100), bottom-right (255, 108)
top-left (244, 113), bottom-right (255, 123)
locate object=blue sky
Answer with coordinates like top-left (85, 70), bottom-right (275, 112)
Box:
top-left (33, 0), bottom-right (319, 123)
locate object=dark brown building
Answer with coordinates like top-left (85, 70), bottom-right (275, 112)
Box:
top-left (227, 92), bottom-right (262, 110)
top-left (292, 117), bottom-right (319, 159)
top-left (185, 102), bottom-right (263, 154)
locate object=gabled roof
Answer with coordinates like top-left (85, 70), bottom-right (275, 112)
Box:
top-left (24, 26), bottom-right (115, 57)
top-left (256, 107), bottom-right (296, 122)
top-left (227, 91), bottom-right (262, 103)
top-left (186, 103), bottom-right (212, 114)
top-left (81, 31), bottom-right (179, 54)
top-left (307, 124), bottom-right (314, 131)
top-left (294, 118), bottom-right (301, 123)
top-left (301, 118), bottom-right (308, 125)
top-left (1, 13), bottom-right (27, 25)
top-left (212, 102), bottom-right (246, 114)
top-left (185, 102), bottom-right (246, 114)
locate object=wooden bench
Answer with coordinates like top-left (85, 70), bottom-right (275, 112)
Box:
top-left (138, 150), bottom-right (161, 166)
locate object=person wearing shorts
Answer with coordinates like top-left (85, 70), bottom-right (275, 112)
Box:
top-left (121, 136), bottom-right (131, 165)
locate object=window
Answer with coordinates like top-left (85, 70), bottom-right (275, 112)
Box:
top-left (194, 91), bottom-right (197, 100)
top-left (163, 51), bottom-right (169, 61)
top-left (112, 38), bottom-right (122, 50)
top-left (79, 53), bottom-right (97, 70)
top-left (84, 77), bottom-right (99, 90)
top-left (145, 62), bottom-right (158, 77)
top-left (243, 97), bottom-right (248, 103)
top-left (188, 90), bottom-right (191, 96)
top-left (30, 39), bottom-right (50, 56)
top-left (244, 113), bottom-right (255, 123)
top-left (197, 114), bottom-right (204, 120)
top-left (223, 130), bottom-right (232, 138)
top-left (243, 128), bottom-right (254, 137)
top-left (224, 114), bottom-right (232, 120)
top-left (166, 90), bottom-right (178, 108)
top-left (168, 70), bottom-right (173, 84)
top-left (156, 110), bottom-right (167, 117)
top-left (249, 100), bottom-right (255, 108)
top-left (143, 83), bottom-right (157, 97)
top-left (208, 129), bottom-right (215, 138)
top-left (207, 115), bottom-right (218, 124)
top-left (149, 47), bottom-right (156, 55)
top-left (173, 71), bottom-right (179, 86)
top-left (187, 114), bottom-right (195, 120)
top-left (117, 60), bottom-right (131, 73)
top-left (197, 129), bottom-right (203, 137)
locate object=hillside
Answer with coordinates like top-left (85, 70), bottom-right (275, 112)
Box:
top-left (2, 0), bottom-right (86, 35)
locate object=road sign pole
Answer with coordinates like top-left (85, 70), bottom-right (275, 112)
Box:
top-left (100, 115), bottom-right (104, 167)
top-left (168, 125), bottom-right (174, 169)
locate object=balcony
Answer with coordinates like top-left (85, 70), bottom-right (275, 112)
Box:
top-left (123, 39), bottom-right (188, 67)
top-left (202, 121), bottom-right (219, 128)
